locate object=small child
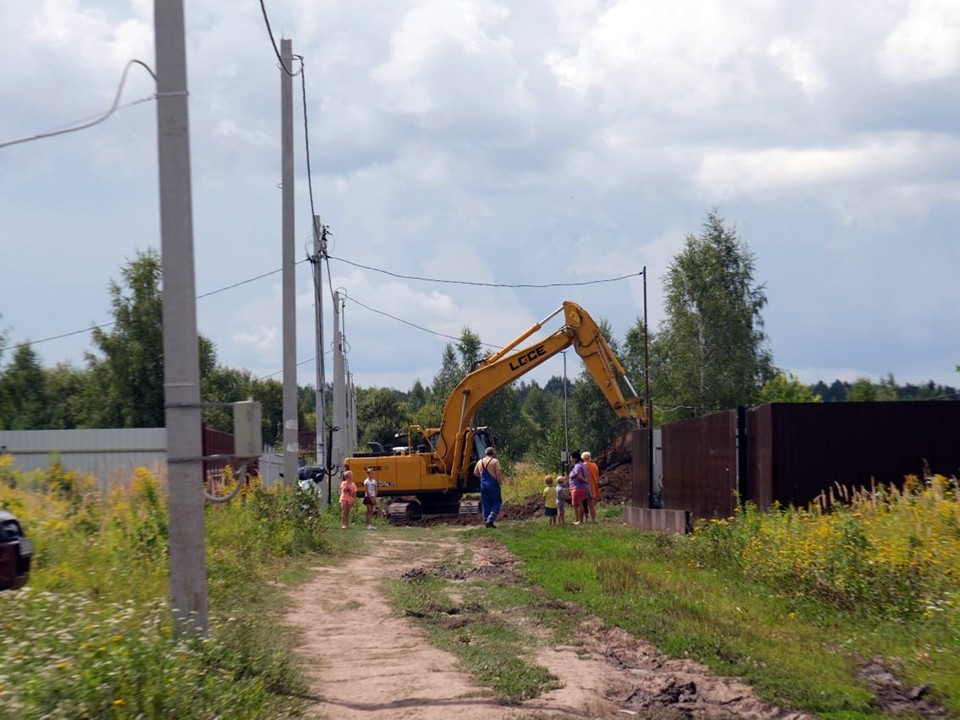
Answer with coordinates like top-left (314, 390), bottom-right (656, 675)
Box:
top-left (555, 477), bottom-right (566, 525)
top-left (542, 475), bottom-right (558, 526)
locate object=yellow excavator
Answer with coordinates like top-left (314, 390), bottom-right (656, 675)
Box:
top-left (343, 301), bottom-right (646, 518)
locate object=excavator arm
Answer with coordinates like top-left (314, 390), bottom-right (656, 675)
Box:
top-left (433, 301), bottom-right (646, 482)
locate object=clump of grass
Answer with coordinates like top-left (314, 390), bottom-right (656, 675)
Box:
top-left (386, 566), bottom-right (560, 704)
top-left (0, 456), bottom-right (330, 718)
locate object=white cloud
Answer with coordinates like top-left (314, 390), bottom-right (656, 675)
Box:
top-left (768, 37), bottom-right (827, 97)
top-left (371, 0), bottom-right (528, 123)
top-left (695, 133), bottom-right (960, 199)
top-left (213, 119), bottom-right (276, 148)
top-left (546, 0), bottom-right (771, 115)
top-left (879, 0), bottom-right (960, 82)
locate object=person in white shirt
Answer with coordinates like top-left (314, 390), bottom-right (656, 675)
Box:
top-left (363, 467), bottom-right (378, 529)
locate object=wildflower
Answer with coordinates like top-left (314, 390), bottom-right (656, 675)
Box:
top-left (113, 698), bottom-right (125, 706)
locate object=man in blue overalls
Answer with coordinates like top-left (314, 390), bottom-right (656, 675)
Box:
top-left (473, 446), bottom-right (504, 528)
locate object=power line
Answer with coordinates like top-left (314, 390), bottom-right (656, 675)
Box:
top-left (14, 246), bottom-right (628, 353)
top-left (13, 259), bottom-right (312, 351)
top-left (0, 59), bottom-right (156, 150)
top-left (344, 295), bottom-right (502, 350)
top-left (297, 60), bottom-right (322, 253)
top-left (257, 356), bottom-right (316, 381)
top-left (258, 0), bottom-right (301, 77)
top-left (9, 322), bottom-right (118, 352)
top-left (328, 254), bottom-right (643, 288)
top-left (196, 267), bottom-right (282, 299)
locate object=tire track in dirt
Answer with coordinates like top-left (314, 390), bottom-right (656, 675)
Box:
top-left (283, 529), bottom-right (814, 720)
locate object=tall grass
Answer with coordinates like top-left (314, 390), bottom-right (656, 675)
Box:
top-left (497, 472), bottom-right (960, 717)
top-left (686, 474), bottom-right (960, 624)
top-left (0, 455), bottom-right (329, 719)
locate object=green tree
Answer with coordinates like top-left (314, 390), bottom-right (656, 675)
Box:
top-left (356, 387), bottom-right (410, 447)
top-left (201, 366), bottom-right (256, 434)
top-left (408, 379), bottom-right (427, 413)
top-left (847, 378), bottom-right (877, 402)
top-left (78, 248), bottom-right (216, 428)
top-left (431, 344), bottom-right (463, 403)
top-left (44, 362), bottom-right (90, 429)
top-left (757, 373), bottom-right (822, 403)
top-left (0, 343), bottom-right (54, 429)
top-left (652, 211), bottom-right (773, 421)
top-left (875, 373), bottom-right (899, 401)
top-left (250, 377), bottom-right (283, 446)
top-left (568, 319), bottom-right (631, 455)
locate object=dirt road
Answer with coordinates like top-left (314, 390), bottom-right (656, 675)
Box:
top-left (283, 527), bottom-right (812, 720)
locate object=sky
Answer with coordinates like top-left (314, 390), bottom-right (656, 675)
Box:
top-left (2, 0), bottom-right (960, 396)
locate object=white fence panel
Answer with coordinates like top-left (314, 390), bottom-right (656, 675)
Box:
top-left (257, 447), bottom-right (283, 488)
top-left (0, 429), bottom-right (167, 489)
top-left (1, 430), bottom-right (290, 493)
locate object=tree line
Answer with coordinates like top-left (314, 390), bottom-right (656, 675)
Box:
top-left (2, 214), bottom-right (957, 467)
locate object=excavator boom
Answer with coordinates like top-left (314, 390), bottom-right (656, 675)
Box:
top-left (433, 301), bottom-right (645, 482)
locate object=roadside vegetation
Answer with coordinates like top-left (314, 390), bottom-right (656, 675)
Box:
top-left (0, 455), bottom-right (330, 719)
top-left (5, 450), bottom-right (959, 719)
top-left (383, 472), bottom-right (960, 718)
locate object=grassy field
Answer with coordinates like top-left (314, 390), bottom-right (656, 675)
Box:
top-left (386, 473), bottom-right (960, 718)
top-left (0, 456), bottom-right (333, 719)
top-left (492, 475), bottom-right (960, 719)
top-left (4, 451), bottom-right (958, 719)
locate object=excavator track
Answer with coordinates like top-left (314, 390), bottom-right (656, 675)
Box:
top-left (385, 498), bottom-right (480, 524)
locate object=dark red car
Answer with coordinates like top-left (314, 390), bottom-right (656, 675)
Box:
top-left (0, 510), bottom-right (31, 591)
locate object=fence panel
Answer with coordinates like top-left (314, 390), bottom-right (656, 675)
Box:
top-left (661, 411), bottom-right (738, 521)
top-left (758, 401), bottom-right (960, 509)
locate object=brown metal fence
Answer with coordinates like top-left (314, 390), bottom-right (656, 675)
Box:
top-left (748, 401), bottom-right (960, 511)
top-left (630, 401), bottom-right (960, 525)
top-left (660, 411), bottom-right (739, 520)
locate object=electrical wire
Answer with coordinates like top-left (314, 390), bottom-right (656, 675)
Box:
top-left (344, 295), bottom-right (502, 350)
top-left (297, 59), bottom-right (322, 249)
top-left (259, 0), bottom-right (301, 76)
top-left (9, 322), bottom-right (118, 352)
top-left (196, 268), bottom-right (282, 299)
top-left (257, 356), bottom-right (315, 380)
top-left (12, 259), bottom-right (312, 351)
top-left (327, 254), bottom-right (643, 288)
top-left (18, 243), bottom-right (613, 354)
top-left (0, 59), bottom-right (156, 150)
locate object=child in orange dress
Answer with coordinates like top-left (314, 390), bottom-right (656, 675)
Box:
top-left (339, 470), bottom-right (357, 529)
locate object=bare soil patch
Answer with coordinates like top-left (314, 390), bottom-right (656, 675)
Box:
top-left (283, 529), bottom-right (815, 719)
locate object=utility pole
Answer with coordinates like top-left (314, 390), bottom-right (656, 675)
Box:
top-left (332, 291), bottom-right (346, 472)
top-left (643, 266), bottom-right (654, 508)
top-left (312, 216), bottom-right (327, 467)
top-left (154, 0), bottom-right (207, 634)
top-left (562, 350), bottom-right (570, 477)
top-left (281, 38), bottom-right (298, 487)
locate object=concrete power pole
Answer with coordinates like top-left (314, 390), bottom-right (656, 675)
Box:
top-left (281, 39), bottom-right (298, 486)
top-left (312, 216), bottom-right (326, 466)
top-left (154, 0), bottom-right (207, 634)
top-left (346, 370), bottom-right (357, 457)
top-left (332, 291), bottom-right (346, 471)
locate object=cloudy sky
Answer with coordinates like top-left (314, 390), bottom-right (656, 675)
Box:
top-left (2, 0), bottom-right (959, 395)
